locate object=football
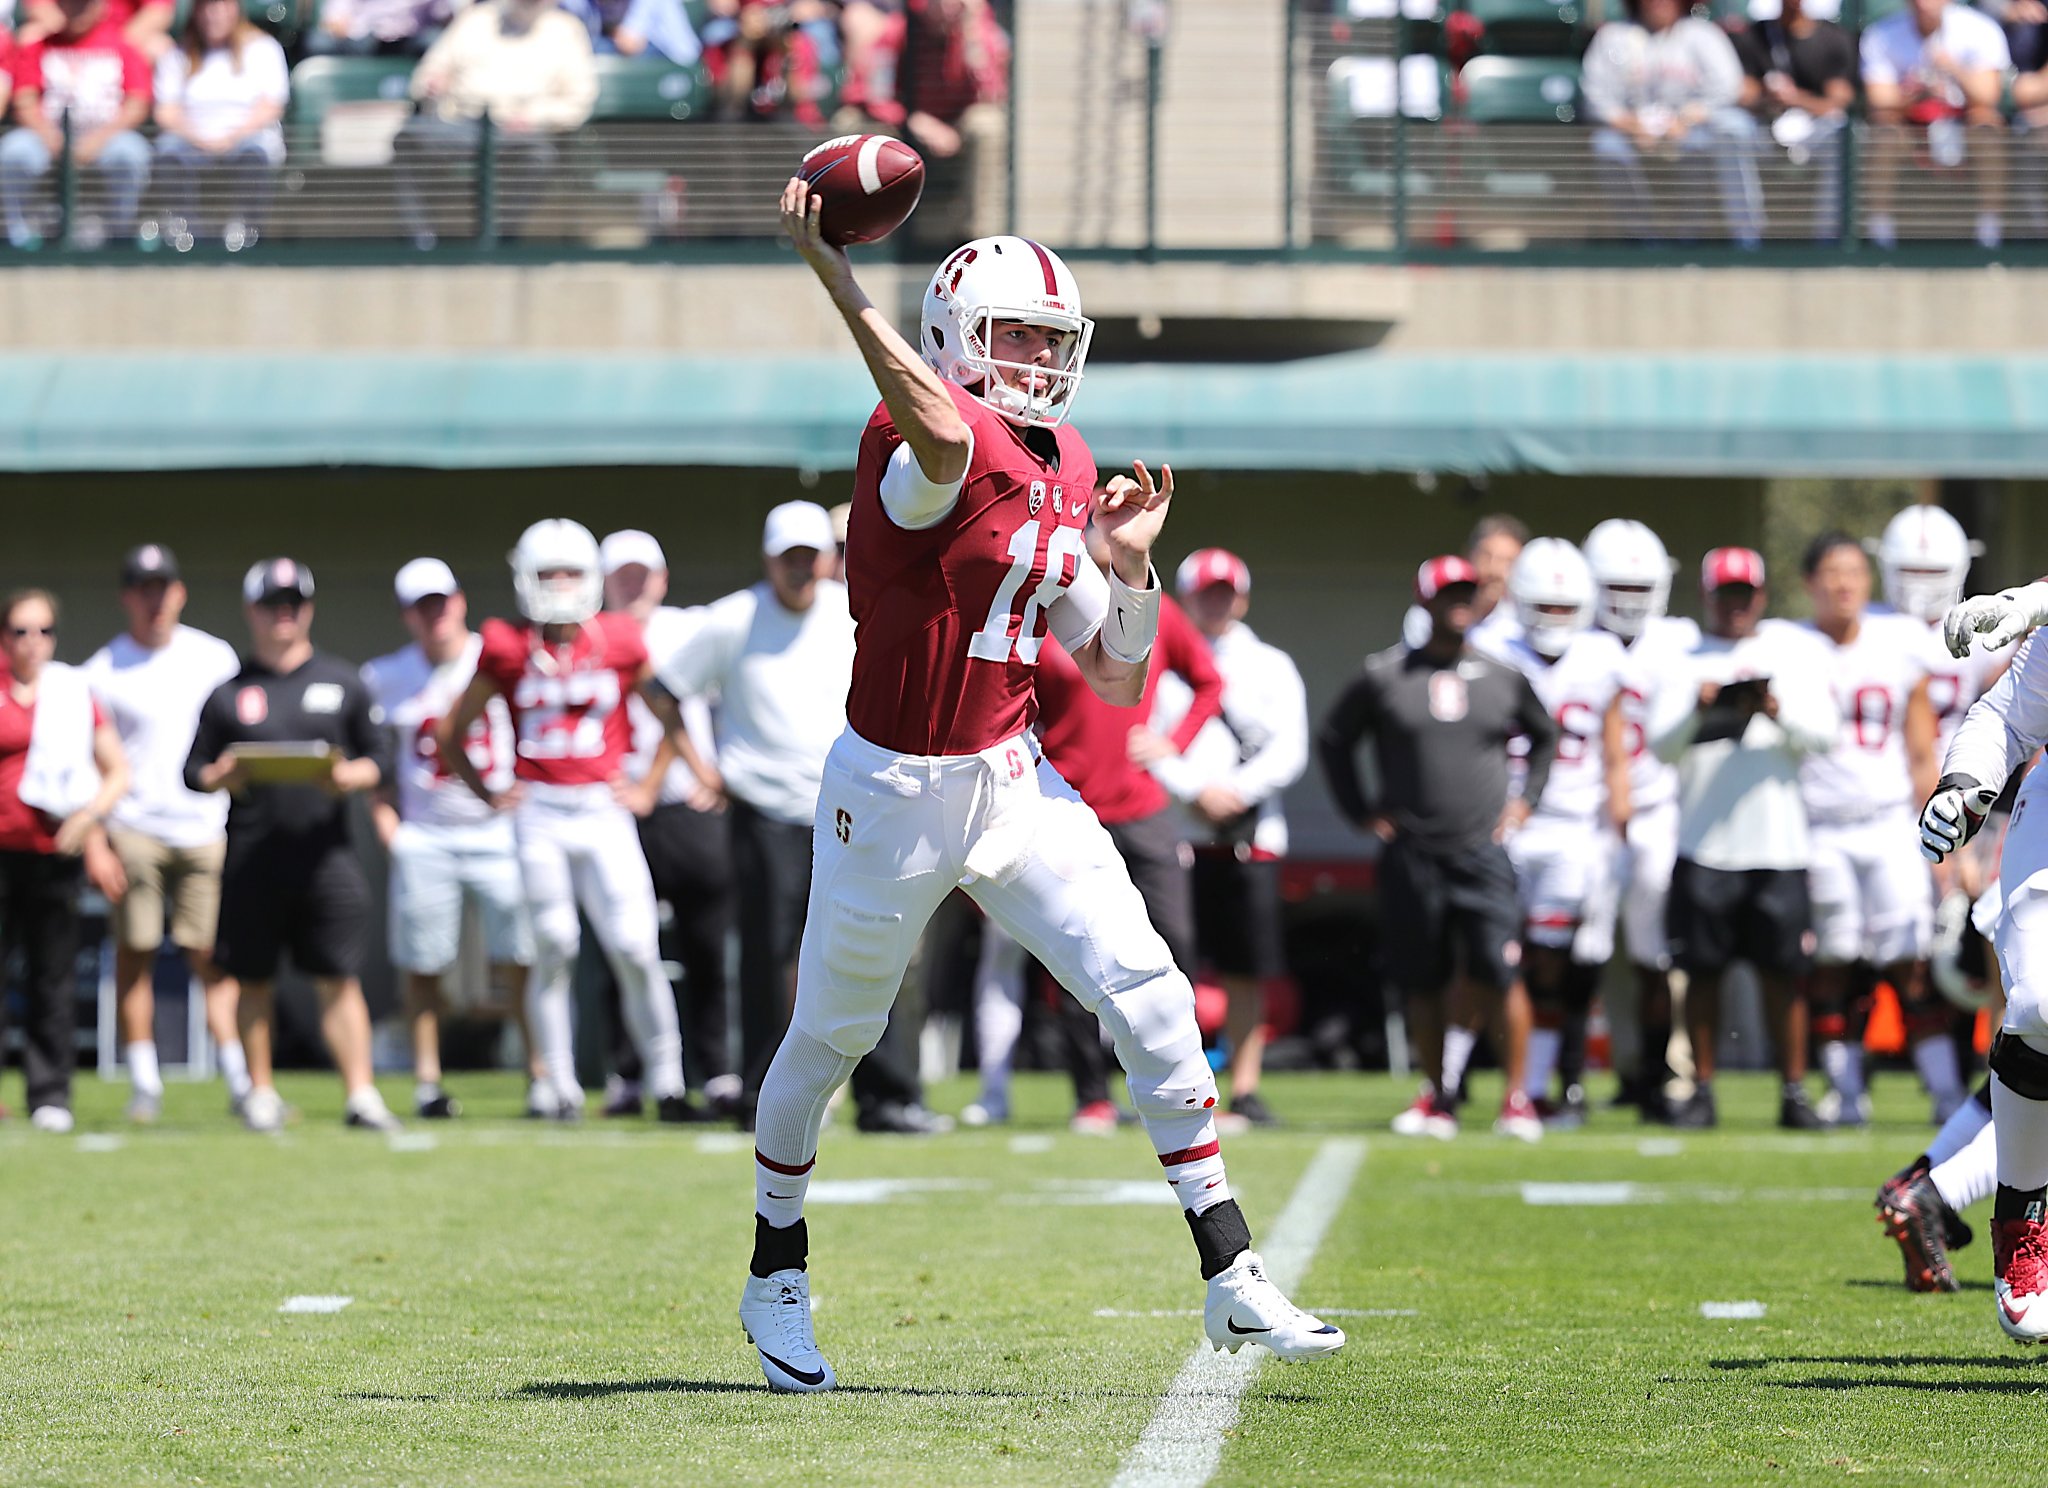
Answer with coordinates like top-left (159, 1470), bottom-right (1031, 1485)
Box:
top-left (796, 134), bottom-right (925, 247)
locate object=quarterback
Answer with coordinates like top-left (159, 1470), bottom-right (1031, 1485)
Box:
top-left (737, 180), bottom-right (1343, 1392)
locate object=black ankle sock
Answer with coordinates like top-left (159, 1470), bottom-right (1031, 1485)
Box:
top-left (1186, 1199), bottom-right (1253, 1281)
top-left (1996, 1185), bottom-right (2048, 1223)
top-left (751, 1214), bottom-right (808, 1278)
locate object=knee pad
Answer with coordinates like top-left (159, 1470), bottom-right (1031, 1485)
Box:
top-left (1097, 969), bottom-right (1217, 1119)
top-left (1992, 1030), bottom-right (2048, 1103)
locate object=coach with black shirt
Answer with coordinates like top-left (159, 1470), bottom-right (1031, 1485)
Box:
top-left (185, 558), bottom-right (399, 1135)
top-left (1733, 0), bottom-right (1855, 240)
top-left (1319, 554), bottom-right (1558, 1142)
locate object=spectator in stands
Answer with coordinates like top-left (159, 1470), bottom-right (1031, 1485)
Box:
top-left (0, 0), bottom-right (153, 251)
top-left (0, 589), bottom-right (129, 1134)
top-left (15, 0), bottom-right (171, 61)
top-left (559, 0), bottom-right (701, 64)
top-left (309, 0), bottom-right (455, 55)
top-left (152, 0), bottom-right (288, 252)
top-left (1582, 0), bottom-right (1764, 249)
top-left (702, 0), bottom-right (832, 126)
top-left (395, 0), bottom-right (597, 249)
top-left (1734, 0), bottom-right (1855, 239)
top-left (839, 0), bottom-right (1007, 243)
top-left (1861, 0), bottom-right (2009, 249)
top-left (1992, 0), bottom-right (2048, 76)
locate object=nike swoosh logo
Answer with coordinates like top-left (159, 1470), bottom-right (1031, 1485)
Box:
top-left (2003, 1295), bottom-right (2030, 1325)
top-left (1226, 1319), bottom-right (1271, 1335)
top-left (1204, 1179), bottom-right (1222, 1189)
top-left (757, 1348), bottom-right (827, 1386)
top-left (766, 1191), bottom-right (795, 1200)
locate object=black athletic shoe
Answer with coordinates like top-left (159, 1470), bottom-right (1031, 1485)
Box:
top-left (1230, 1090), bottom-right (1280, 1127)
top-left (656, 1094), bottom-right (718, 1125)
top-left (415, 1092), bottom-right (460, 1120)
top-left (855, 1101), bottom-right (955, 1135)
top-left (1779, 1085), bottom-right (1828, 1131)
top-left (602, 1087), bottom-right (645, 1119)
top-left (1878, 1158), bottom-right (1975, 1253)
top-left (1878, 1169), bottom-right (1963, 1292)
top-left (1668, 1085), bottom-right (1718, 1129)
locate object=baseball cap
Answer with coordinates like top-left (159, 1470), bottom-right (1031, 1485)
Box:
top-left (394, 557), bottom-right (459, 608)
top-left (1414, 554), bottom-right (1480, 601)
top-left (600, 529), bottom-right (666, 576)
top-left (763, 501), bottom-right (835, 558)
top-left (828, 502), bottom-right (851, 548)
top-left (1175, 548), bottom-right (1251, 596)
top-left (1701, 547), bottom-right (1766, 592)
top-left (242, 556), bottom-right (315, 606)
top-left (120, 543), bottom-right (180, 587)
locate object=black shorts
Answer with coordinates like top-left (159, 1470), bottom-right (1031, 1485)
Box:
top-left (1192, 848), bottom-right (1286, 979)
top-left (1665, 858), bottom-right (1811, 977)
top-left (215, 843), bottom-right (370, 981)
top-left (1379, 835), bottom-right (1520, 995)
top-left (1106, 809), bottom-right (1197, 976)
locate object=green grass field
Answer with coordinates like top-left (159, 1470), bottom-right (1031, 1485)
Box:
top-left (3, 1068), bottom-right (2044, 1487)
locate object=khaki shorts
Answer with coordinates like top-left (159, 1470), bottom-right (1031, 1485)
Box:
top-left (109, 830), bottom-right (225, 956)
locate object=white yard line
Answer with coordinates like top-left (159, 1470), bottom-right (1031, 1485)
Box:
top-left (1108, 1138), bottom-right (1366, 1488)
top-left (279, 1295), bottom-right (353, 1314)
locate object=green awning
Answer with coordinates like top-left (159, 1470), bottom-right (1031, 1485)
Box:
top-left (2, 351), bottom-right (2043, 476)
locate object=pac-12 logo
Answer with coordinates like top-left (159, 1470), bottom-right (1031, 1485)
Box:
top-left (835, 808), bottom-right (853, 844)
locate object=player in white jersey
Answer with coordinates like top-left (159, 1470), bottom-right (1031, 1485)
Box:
top-left (363, 559), bottom-right (542, 1120)
top-left (1796, 531), bottom-right (1958, 1128)
top-left (1477, 538), bottom-right (1624, 1126)
top-left (1583, 519), bottom-right (1698, 1122)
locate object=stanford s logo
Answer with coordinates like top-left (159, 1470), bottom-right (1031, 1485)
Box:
top-left (835, 808), bottom-right (853, 844)
top-left (1028, 480), bottom-right (1046, 516)
top-left (1427, 673), bottom-right (1468, 723)
top-left (236, 686), bottom-right (268, 726)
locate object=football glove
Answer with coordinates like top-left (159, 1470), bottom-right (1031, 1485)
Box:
top-left (1943, 581), bottom-right (2048, 659)
top-left (1919, 774), bottom-right (2000, 864)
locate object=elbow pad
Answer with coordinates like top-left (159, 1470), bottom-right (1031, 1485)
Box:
top-left (1102, 565), bottom-right (1162, 667)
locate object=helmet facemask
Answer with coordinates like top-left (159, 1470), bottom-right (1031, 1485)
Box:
top-left (954, 306), bottom-right (1093, 429)
top-left (1885, 564), bottom-right (1966, 624)
top-left (1596, 581), bottom-right (1663, 640)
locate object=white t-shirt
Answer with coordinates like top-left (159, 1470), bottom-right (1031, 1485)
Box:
top-left (1491, 627), bottom-right (1627, 825)
top-left (1150, 621), bottom-right (1309, 857)
top-left (627, 604), bottom-right (719, 808)
top-left (1860, 5), bottom-right (2010, 107)
top-left (361, 635), bottom-right (516, 830)
top-left (1612, 614), bottom-right (1700, 815)
top-left (82, 625), bottom-right (240, 849)
top-left (1647, 622), bottom-right (1839, 871)
top-left (1797, 611), bottom-right (1944, 823)
top-left (655, 579), bottom-right (855, 824)
top-left (154, 34), bottom-right (291, 164)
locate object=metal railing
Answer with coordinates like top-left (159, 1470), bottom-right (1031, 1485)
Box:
top-left (3, 0), bottom-right (2044, 264)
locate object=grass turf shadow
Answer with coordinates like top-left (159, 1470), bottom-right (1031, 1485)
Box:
top-left (1710, 1353), bottom-right (2048, 1393)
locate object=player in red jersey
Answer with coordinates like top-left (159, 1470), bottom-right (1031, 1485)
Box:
top-left (439, 519), bottom-right (696, 1121)
top-left (737, 180), bottom-right (1345, 1394)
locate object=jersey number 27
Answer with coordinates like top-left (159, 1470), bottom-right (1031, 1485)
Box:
top-left (968, 519), bottom-right (1088, 665)
top-left (514, 670), bottom-right (620, 759)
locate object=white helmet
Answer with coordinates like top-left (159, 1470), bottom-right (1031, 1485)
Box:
top-left (1510, 538), bottom-right (1595, 659)
top-left (1880, 505), bottom-right (1973, 623)
top-left (1582, 518), bottom-right (1673, 640)
top-left (511, 519), bottom-right (603, 627)
top-left (921, 236), bottom-right (1095, 429)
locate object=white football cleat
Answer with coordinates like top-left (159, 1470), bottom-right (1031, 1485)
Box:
top-left (242, 1086), bottom-right (286, 1134)
top-left (29, 1105), bottom-right (74, 1134)
top-left (1204, 1251), bottom-right (1346, 1361)
top-left (1494, 1091), bottom-right (1544, 1144)
top-left (741, 1269), bottom-right (837, 1393)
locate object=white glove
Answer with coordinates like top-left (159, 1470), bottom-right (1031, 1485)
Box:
top-left (1919, 777), bottom-right (2000, 864)
top-left (1943, 582), bottom-right (2048, 658)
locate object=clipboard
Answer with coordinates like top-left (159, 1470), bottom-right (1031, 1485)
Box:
top-left (233, 742), bottom-right (340, 785)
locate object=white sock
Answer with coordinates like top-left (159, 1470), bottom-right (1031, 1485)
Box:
top-left (126, 1040), bottom-right (162, 1098)
top-left (754, 1027), bottom-right (857, 1229)
top-left (414, 1079), bottom-right (442, 1105)
top-left (1932, 1123), bottom-right (1999, 1213)
top-left (217, 1039), bottom-right (252, 1100)
top-left (528, 962), bottom-right (583, 1107)
top-left (973, 929), bottom-right (1026, 1110)
top-left (1441, 1023), bottom-right (1478, 1099)
top-left (1911, 1035), bottom-right (1965, 1118)
top-left (1820, 1039), bottom-right (1864, 1102)
top-left (1524, 1028), bottom-right (1561, 1102)
top-left (1994, 1068), bottom-right (2048, 1192)
top-left (1925, 1083), bottom-right (1993, 1167)
top-left (614, 950), bottom-right (686, 1101)
top-left (345, 1086), bottom-right (390, 1118)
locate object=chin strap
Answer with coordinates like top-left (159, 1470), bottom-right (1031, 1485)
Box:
top-left (1102, 563), bottom-right (1162, 666)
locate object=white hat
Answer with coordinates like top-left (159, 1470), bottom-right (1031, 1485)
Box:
top-left (394, 557), bottom-right (459, 608)
top-left (601, 529), bottom-right (666, 575)
top-left (763, 501), bottom-right (835, 558)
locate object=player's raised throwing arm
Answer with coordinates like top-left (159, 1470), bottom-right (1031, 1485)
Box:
top-left (780, 178), bottom-right (972, 495)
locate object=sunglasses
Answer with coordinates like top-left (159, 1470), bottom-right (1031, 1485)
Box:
top-left (6, 625), bottom-right (55, 638)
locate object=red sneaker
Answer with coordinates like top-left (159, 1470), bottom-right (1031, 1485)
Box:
top-left (1390, 1085), bottom-right (1457, 1140)
top-left (1070, 1100), bottom-right (1120, 1136)
top-left (1994, 1216), bottom-right (2048, 1342)
top-left (1495, 1089), bottom-right (1544, 1144)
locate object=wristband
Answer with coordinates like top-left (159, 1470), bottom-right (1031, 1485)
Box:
top-left (1102, 564), bottom-right (1162, 667)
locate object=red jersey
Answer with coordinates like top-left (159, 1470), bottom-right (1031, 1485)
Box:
top-left (1034, 598), bottom-right (1223, 825)
top-left (12, 20), bottom-right (152, 130)
top-left (0, 686), bottom-right (105, 854)
top-left (845, 383), bottom-right (1100, 756)
top-left (476, 613), bottom-right (647, 786)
